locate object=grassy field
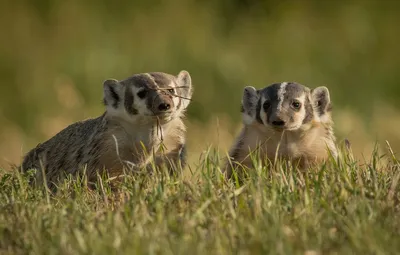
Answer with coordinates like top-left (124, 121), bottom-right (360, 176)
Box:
top-left (1, 144), bottom-right (400, 254)
top-left (1, 1), bottom-right (400, 254)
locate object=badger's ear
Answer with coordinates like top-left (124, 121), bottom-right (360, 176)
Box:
top-left (241, 86), bottom-right (259, 125)
top-left (176, 70), bottom-right (193, 109)
top-left (103, 79), bottom-right (123, 109)
top-left (311, 86), bottom-right (331, 116)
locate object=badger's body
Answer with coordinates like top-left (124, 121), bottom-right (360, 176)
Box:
top-left (225, 82), bottom-right (337, 178)
top-left (21, 71), bottom-right (193, 189)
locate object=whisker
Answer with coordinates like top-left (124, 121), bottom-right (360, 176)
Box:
top-left (170, 94), bottom-right (193, 101)
top-left (157, 86), bottom-right (190, 90)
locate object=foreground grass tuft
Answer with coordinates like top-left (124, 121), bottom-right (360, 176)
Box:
top-left (1, 145), bottom-right (400, 255)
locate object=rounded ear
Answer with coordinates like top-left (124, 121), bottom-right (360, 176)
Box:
top-left (103, 79), bottom-right (123, 109)
top-left (176, 70), bottom-right (193, 108)
top-left (311, 86), bottom-right (331, 116)
top-left (241, 86), bottom-right (259, 125)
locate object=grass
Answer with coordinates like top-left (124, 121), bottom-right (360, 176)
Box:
top-left (1, 143), bottom-right (400, 255)
top-left (1, 1), bottom-right (400, 254)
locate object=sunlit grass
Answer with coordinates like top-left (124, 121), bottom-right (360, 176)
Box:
top-left (1, 144), bottom-right (399, 254)
top-left (1, 1), bottom-right (400, 252)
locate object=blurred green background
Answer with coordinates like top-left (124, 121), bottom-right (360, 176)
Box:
top-left (1, 0), bottom-right (400, 167)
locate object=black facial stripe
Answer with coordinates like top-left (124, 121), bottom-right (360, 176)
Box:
top-left (303, 97), bottom-right (314, 124)
top-left (130, 74), bottom-right (158, 90)
top-left (255, 99), bottom-right (263, 124)
top-left (265, 101), bottom-right (279, 124)
top-left (145, 92), bottom-right (155, 111)
top-left (124, 90), bottom-right (138, 115)
top-left (261, 83), bottom-right (281, 102)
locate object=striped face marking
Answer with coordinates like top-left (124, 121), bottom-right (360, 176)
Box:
top-left (276, 82), bottom-right (288, 111)
top-left (249, 82), bottom-right (318, 131)
top-left (103, 71), bottom-right (193, 123)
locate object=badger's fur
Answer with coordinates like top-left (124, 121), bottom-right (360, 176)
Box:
top-left (21, 71), bottom-right (193, 190)
top-left (224, 82), bottom-right (337, 178)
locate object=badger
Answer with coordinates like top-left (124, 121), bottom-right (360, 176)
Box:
top-left (21, 71), bottom-right (193, 190)
top-left (224, 82), bottom-right (337, 178)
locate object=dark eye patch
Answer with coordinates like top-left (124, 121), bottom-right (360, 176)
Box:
top-left (263, 100), bottom-right (271, 111)
top-left (167, 88), bottom-right (175, 94)
top-left (137, 90), bottom-right (147, 99)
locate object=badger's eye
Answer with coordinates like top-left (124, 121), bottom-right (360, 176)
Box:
top-left (167, 88), bottom-right (175, 94)
top-left (263, 101), bottom-right (271, 111)
top-left (291, 100), bottom-right (301, 110)
top-left (137, 90), bottom-right (147, 99)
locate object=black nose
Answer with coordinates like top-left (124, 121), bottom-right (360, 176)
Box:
top-left (158, 103), bottom-right (171, 111)
top-left (271, 120), bottom-right (285, 126)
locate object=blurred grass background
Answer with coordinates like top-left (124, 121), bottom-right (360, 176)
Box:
top-left (1, 0), bottom-right (400, 168)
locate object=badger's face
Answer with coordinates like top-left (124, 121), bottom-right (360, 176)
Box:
top-left (241, 82), bottom-right (332, 131)
top-left (103, 70), bottom-right (192, 123)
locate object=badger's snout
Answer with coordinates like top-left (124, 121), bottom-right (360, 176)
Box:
top-left (150, 93), bottom-right (174, 115)
top-left (158, 102), bottom-right (171, 111)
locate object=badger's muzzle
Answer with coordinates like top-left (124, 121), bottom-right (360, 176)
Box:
top-left (267, 108), bottom-right (289, 130)
top-left (149, 92), bottom-right (174, 116)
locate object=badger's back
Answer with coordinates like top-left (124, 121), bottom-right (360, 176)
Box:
top-left (21, 114), bottom-right (108, 187)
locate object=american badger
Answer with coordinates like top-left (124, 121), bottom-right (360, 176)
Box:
top-left (21, 71), bottom-right (193, 189)
top-left (224, 82), bottom-right (337, 178)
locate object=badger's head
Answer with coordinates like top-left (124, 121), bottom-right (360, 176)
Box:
top-left (103, 70), bottom-right (192, 124)
top-left (241, 82), bottom-right (332, 131)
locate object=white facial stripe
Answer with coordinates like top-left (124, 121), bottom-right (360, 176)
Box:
top-left (285, 94), bottom-right (307, 130)
top-left (277, 82), bottom-right (287, 111)
top-left (260, 96), bottom-right (267, 106)
top-left (296, 94), bottom-right (306, 104)
top-left (165, 81), bottom-right (184, 119)
top-left (166, 81), bottom-right (178, 109)
top-left (168, 81), bottom-right (176, 90)
top-left (136, 87), bottom-right (145, 93)
top-left (298, 94), bottom-right (306, 123)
